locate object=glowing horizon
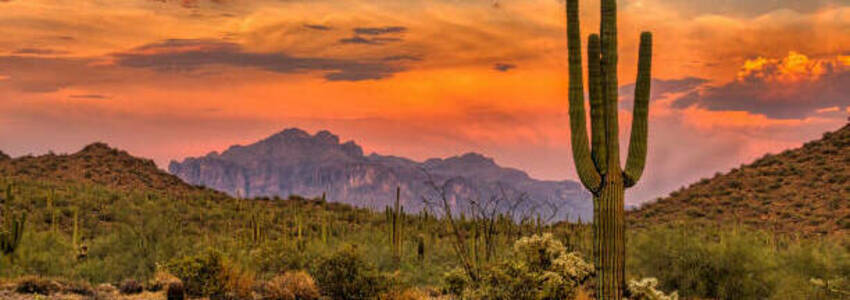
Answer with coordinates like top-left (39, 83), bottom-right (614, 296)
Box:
top-left (1, 0), bottom-right (849, 204)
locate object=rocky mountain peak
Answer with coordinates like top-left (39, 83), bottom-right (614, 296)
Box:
top-left (169, 128), bottom-right (591, 221)
top-left (456, 152), bottom-right (495, 164)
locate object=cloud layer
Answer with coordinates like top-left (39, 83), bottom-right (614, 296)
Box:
top-left (0, 0), bottom-right (849, 206)
top-left (674, 52), bottom-right (850, 119)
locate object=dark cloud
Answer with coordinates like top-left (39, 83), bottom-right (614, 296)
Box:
top-left (149, 0), bottom-right (226, 8)
top-left (382, 55), bottom-right (421, 62)
top-left (619, 77), bottom-right (708, 109)
top-left (493, 63), bottom-right (516, 72)
top-left (0, 56), bottom-right (114, 93)
top-left (671, 59), bottom-right (850, 119)
top-left (653, 0), bottom-right (835, 17)
top-left (353, 26), bottom-right (406, 35)
top-left (69, 94), bottom-right (109, 99)
top-left (13, 48), bottom-right (70, 55)
top-left (339, 36), bottom-right (401, 45)
top-left (114, 39), bottom-right (405, 81)
top-left (303, 24), bottom-right (332, 31)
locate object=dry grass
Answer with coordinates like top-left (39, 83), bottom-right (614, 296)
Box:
top-left (264, 271), bottom-right (320, 300)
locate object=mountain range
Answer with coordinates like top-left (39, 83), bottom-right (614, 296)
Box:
top-left (169, 128), bottom-right (592, 221)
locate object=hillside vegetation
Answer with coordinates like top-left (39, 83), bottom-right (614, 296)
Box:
top-left (0, 141), bottom-right (847, 299)
top-left (629, 124), bottom-right (850, 236)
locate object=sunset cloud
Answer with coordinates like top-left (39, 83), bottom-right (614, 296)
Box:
top-left (1, 0), bottom-right (849, 206)
top-left (673, 52), bottom-right (850, 119)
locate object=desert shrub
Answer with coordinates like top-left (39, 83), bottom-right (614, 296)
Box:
top-left (263, 271), bottom-right (320, 300)
top-left (64, 279), bottom-right (94, 296)
top-left (15, 276), bottom-right (61, 295)
top-left (627, 278), bottom-right (679, 300)
top-left (629, 227), bottom-right (777, 299)
top-left (5, 231), bottom-right (74, 278)
top-left (119, 278), bottom-right (143, 294)
top-left (223, 263), bottom-right (256, 300)
top-left (312, 246), bottom-right (390, 300)
top-left (167, 281), bottom-right (185, 300)
top-left (250, 241), bottom-right (314, 274)
top-left (147, 268), bottom-right (180, 292)
top-left (441, 267), bottom-right (468, 296)
top-left (167, 248), bottom-right (228, 297)
top-left (96, 283), bottom-right (118, 295)
top-left (809, 277), bottom-right (850, 298)
top-left (445, 234), bottom-right (594, 300)
top-left (380, 288), bottom-right (429, 300)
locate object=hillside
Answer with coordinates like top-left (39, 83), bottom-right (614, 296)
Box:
top-left (0, 146), bottom-right (565, 293)
top-left (169, 128), bottom-right (591, 221)
top-left (628, 124), bottom-right (850, 236)
top-left (0, 143), bottom-right (207, 194)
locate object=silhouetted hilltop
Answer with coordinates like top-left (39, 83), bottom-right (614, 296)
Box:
top-left (0, 143), bottom-right (207, 193)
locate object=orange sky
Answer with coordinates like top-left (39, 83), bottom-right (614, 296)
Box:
top-left (1, 0), bottom-right (849, 203)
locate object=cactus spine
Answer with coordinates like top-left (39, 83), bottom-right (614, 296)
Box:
top-left (566, 0), bottom-right (653, 298)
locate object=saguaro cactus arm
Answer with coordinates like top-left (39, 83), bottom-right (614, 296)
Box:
top-left (624, 32), bottom-right (653, 188)
top-left (601, 0), bottom-right (621, 173)
top-left (588, 34), bottom-right (607, 173)
top-left (567, 0), bottom-right (602, 192)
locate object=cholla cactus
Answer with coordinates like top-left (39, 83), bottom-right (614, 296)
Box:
top-left (553, 251), bottom-right (595, 282)
top-left (627, 278), bottom-right (679, 300)
top-left (514, 233), bottom-right (567, 271)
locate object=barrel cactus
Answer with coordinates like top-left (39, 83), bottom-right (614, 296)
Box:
top-left (566, 0), bottom-right (653, 298)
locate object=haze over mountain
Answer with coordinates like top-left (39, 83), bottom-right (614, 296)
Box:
top-left (629, 124), bottom-right (850, 236)
top-left (169, 128), bottom-right (591, 220)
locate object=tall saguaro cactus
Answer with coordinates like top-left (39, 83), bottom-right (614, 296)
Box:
top-left (566, 0), bottom-right (652, 298)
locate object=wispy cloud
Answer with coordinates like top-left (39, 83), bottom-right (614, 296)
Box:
top-left (303, 24), bottom-right (332, 31)
top-left (69, 94), bottom-right (109, 99)
top-left (114, 39), bottom-right (407, 81)
top-left (353, 26), bottom-right (406, 35)
top-left (493, 63), bottom-right (516, 72)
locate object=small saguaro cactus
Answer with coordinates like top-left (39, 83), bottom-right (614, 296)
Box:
top-left (0, 213), bottom-right (26, 256)
top-left (249, 212), bottom-right (263, 244)
top-left (47, 189), bottom-right (57, 233)
top-left (416, 235), bottom-right (425, 263)
top-left (390, 186), bottom-right (404, 264)
top-left (566, 0), bottom-right (653, 298)
top-left (72, 207), bottom-right (80, 249)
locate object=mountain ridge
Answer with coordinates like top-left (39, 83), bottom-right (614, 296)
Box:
top-left (169, 128), bottom-right (591, 220)
top-left (628, 123), bottom-right (850, 236)
top-left (0, 142), bottom-right (212, 194)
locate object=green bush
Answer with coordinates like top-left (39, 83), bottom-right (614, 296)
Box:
top-left (629, 227), bottom-right (814, 299)
top-left (311, 246), bottom-right (390, 300)
top-left (4, 231), bottom-right (74, 278)
top-left (167, 248), bottom-right (227, 298)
